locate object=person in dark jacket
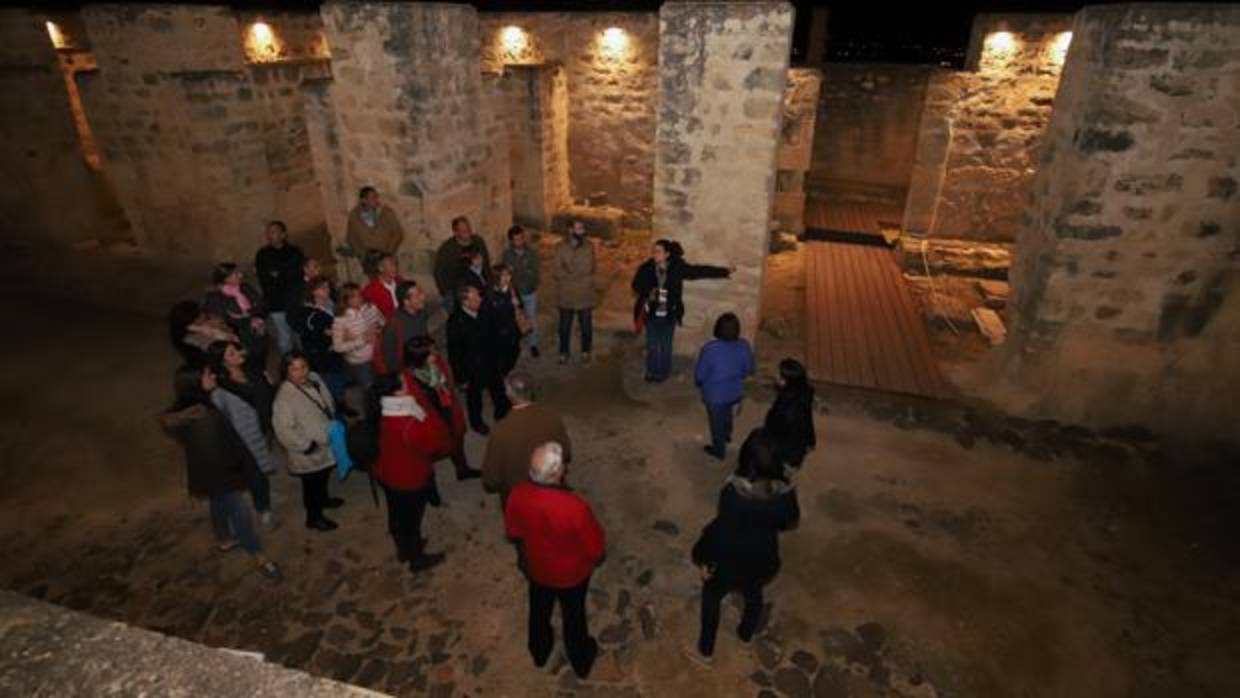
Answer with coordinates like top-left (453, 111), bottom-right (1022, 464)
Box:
top-left (687, 429), bottom-right (798, 665)
top-left (208, 341), bottom-right (278, 529)
top-left (446, 284), bottom-right (511, 435)
top-left (458, 246), bottom-right (491, 295)
top-left (695, 313), bottom-right (756, 460)
top-left (486, 264), bottom-right (524, 379)
top-left (203, 262), bottom-right (268, 371)
top-left (293, 277), bottom-right (349, 414)
top-left (631, 240), bottom-right (731, 383)
top-left (375, 281), bottom-right (429, 376)
top-left (763, 358), bottom-right (816, 471)
top-left (502, 224), bottom-right (541, 358)
top-left (169, 300), bottom-right (238, 368)
top-left (434, 216), bottom-right (491, 315)
top-left (160, 365), bottom-right (281, 581)
top-left (505, 442), bottom-right (605, 679)
top-left (373, 374), bottom-right (446, 574)
top-left (254, 220), bottom-right (305, 355)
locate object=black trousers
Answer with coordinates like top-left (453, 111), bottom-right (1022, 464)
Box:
top-left (698, 573), bottom-right (765, 656)
top-left (557, 308), bottom-right (593, 356)
top-left (381, 485), bottom-right (429, 561)
top-left (528, 578), bottom-right (598, 678)
top-left (299, 467), bottom-right (332, 523)
top-left (466, 374), bottom-right (511, 427)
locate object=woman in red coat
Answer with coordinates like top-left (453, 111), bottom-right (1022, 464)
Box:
top-left (395, 335), bottom-right (480, 482)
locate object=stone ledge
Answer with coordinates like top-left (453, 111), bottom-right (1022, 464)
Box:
top-left (0, 590), bottom-right (388, 697)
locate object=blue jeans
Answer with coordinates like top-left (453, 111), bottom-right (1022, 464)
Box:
top-left (346, 361), bottom-right (375, 392)
top-left (645, 315), bottom-right (675, 381)
top-left (521, 291), bottom-right (539, 349)
top-left (705, 401), bottom-right (737, 456)
top-left (248, 468), bottom-right (271, 515)
top-left (268, 312), bottom-right (297, 355)
top-left (558, 308), bottom-right (593, 357)
top-left (209, 490), bottom-right (261, 554)
top-left (320, 370), bottom-right (348, 409)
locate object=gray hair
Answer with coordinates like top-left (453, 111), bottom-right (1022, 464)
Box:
top-left (505, 371), bottom-right (535, 403)
top-left (529, 442), bottom-right (564, 485)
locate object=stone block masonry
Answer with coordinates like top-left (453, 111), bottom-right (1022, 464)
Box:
top-left (320, 2), bottom-right (512, 277)
top-left (481, 13), bottom-right (658, 227)
top-left (999, 4), bottom-right (1240, 442)
top-left (905, 14), bottom-right (1073, 243)
top-left (654, 2), bottom-right (795, 351)
top-left (0, 9), bottom-right (117, 247)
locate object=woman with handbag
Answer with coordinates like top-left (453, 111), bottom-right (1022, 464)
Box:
top-left (160, 365), bottom-right (281, 581)
top-left (273, 351), bottom-right (345, 531)
top-left (687, 428), bottom-right (799, 666)
top-left (486, 263), bottom-right (526, 379)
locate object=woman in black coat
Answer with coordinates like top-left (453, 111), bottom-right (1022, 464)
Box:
top-left (763, 358), bottom-right (817, 470)
top-left (294, 276), bottom-right (350, 415)
top-left (688, 429), bottom-right (799, 664)
top-left (160, 365), bottom-right (280, 580)
top-left (631, 240), bottom-right (731, 383)
top-left (486, 263), bottom-right (524, 378)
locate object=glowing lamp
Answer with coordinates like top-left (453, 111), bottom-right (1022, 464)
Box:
top-left (46, 21), bottom-right (67, 49)
top-left (501, 25), bottom-right (528, 53)
top-left (1050, 31), bottom-right (1072, 66)
top-left (600, 27), bottom-right (629, 58)
top-left (985, 31), bottom-right (1017, 54)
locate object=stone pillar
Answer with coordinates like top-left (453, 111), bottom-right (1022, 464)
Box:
top-left (320, 2), bottom-right (512, 277)
top-left (653, 2), bottom-right (795, 350)
top-left (999, 5), bottom-right (1240, 440)
top-left (0, 9), bottom-right (111, 246)
top-left (901, 71), bottom-right (963, 236)
top-left (773, 68), bottom-right (821, 234)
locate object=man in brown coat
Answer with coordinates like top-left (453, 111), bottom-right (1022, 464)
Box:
top-left (482, 371), bottom-right (572, 505)
top-left (434, 216), bottom-right (491, 315)
top-left (554, 221), bottom-right (596, 365)
top-left (347, 186), bottom-right (405, 275)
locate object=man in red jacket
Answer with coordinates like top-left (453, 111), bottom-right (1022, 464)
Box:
top-left (504, 442), bottom-right (605, 679)
top-left (362, 253), bottom-right (406, 321)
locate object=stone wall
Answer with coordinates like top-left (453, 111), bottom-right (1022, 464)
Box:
top-left (321, 2), bottom-right (512, 277)
top-left (498, 66), bottom-right (571, 230)
top-left (654, 2), bottom-right (794, 349)
top-left (808, 63), bottom-right (935, 204)
top-left (904, 14), bottom-right (1072, 242)
top-left (1000, 5), bottom-right (1240, 441)
top-left (0, 9), bottom-right (119, 246)
top-left (480, 13), bottom-right (658, 227)
top-left (772, 68), bottom-right (821, 233)
top-left (78, 5), bottom-right (328, 262)
top-left (236, 10), bottom-right (332, 65)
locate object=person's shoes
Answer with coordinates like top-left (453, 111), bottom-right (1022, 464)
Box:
top-left (572, 638), bottom-right (600, 679)
top-left (683, 645), bottom-right (714, 669)
top-left (324, 497), bottom-right (345, 509)
top-left (257, 560), bottom-right (282, 581)
top-left (472, 422), bottom-right (491, 436)
top-left (306, 517), bottom-right (338, 532)
top-left (260, 511), bottom-right (279, 531)
top-left (581, 352), bottom-right (592, 365)
top-left (407, 551), bottom-right (445, 573)
top-left (531, 346), bottom-right (541, 359)
top-left (559, 354), bottom-right (569, 366)
top-left (703, 445), bottom-right (725, 461)
top-left (215, 539), bottom-right (239, 553)
top-left (456, 466), bottom-right (482, 481)
top-left (532, 649), bottom-right (552, 668)
top-left (426, 486), bottom-right (443, 507)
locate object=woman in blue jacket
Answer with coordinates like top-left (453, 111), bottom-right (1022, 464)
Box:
top-left (694, 313), bottom-right (755, 460)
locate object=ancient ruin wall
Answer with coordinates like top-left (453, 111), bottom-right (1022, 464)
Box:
top-left (0, 10), bottom-right (113, 247)
top-left (808, 63), bottom-right (935, 204)
top-left (480, 13), bottom-right (658, 227)
top-left (653, 2), bottom-right (794, 349)
top-left (1002, 5), bottom-right (1240, 441)
top-left (321, 3), bottom-right (512, 275)
top-left (773, 68), bottom-right (821, 234)
top-left (904, 14), bottom-right (1072, 242)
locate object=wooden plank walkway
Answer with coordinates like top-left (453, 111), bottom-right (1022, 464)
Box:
top-left (804, 241), bottom-right (949, 398)
top-left (805, 199), bottom-right (904, 241)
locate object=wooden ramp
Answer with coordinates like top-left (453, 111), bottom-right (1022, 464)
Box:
top-left (805, 199), bottom-right (905, 244)
top-left (804, 241), bottom-right (949, 398)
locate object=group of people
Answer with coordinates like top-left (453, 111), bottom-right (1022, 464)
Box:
top-left (159, 185), bottom-right (819, 677)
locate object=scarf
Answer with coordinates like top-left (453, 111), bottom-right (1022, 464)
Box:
top-left (220, 284), bottom-right (251, 315)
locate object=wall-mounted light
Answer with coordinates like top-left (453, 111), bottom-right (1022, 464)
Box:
top-left (1049, 31), bottom-right (1072, 67)
top-left (985, 31), bottom-right (1017, 55)
top-left (46, 21), bottom-right (67, 49)
top-left (501, 25), bottom-right (528, 54)
top-left (246, 20), bottom-right (281, 62)
top-left (599, 26), bottom-right (629, 59)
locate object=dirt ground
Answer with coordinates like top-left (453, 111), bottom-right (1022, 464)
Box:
top-left (1, 242), bottom-right (1239, 698)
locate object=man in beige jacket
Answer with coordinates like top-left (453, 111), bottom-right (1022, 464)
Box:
top-left (554, 221), bottom-right (596, 365)
top-left (347, 186), bottom-right (405, 275)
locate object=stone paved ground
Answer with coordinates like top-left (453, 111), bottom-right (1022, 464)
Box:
top-left (2, 247), bottom-right (1239, 697)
